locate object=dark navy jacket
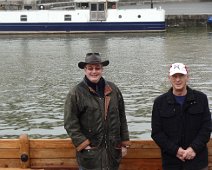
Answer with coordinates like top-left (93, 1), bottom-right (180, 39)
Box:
top-left (151, 86), bottom-right (211, 170)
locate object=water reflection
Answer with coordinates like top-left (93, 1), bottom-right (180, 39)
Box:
top-left (0, 28), bottom-right (211, 139)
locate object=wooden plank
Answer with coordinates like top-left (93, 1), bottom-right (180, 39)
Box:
top-left (209, 147), bottom-right (212, 156)
top-left (0, 140), bottom-right (19, 149)
top-left (130, 140), bottom-right (160, 149)
top-left (0, 168), bottom-right (44, 170)
top-left (0, 169), bottom-right (74, 170)
top-left (43, 168), bottom-right (77, 170)
top-left (125, 148), bottom-right (161, 158)
top-left (209, 155), bottom-right (212, 167)
top-left (30, 148), bottom-right (76, 158)
top-left (208, 140), bottom-right (212, 147)
top-left (30, 139), bottom-right (74, 149)
top-left (0, 149), bottom-right (20, 158)
top-left (0, 159), bottom-right (20, 168)
top-left (119, 159), bottom-right (162, 170)
top-left (29, 147), bottom-right (160, 159)
top-left (30, 158), bottom-right (78, 169)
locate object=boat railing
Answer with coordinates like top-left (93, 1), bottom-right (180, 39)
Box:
top-left (49, 5), bottom-right (75, 10)
top-left (0, 0), bottom-right (23, 10)
top-left (36, 1), bottom-right (75, 10)
top-left (36, 0), bottom-right (72, 4)
top-left (0, 134), bottom-right (212, 170)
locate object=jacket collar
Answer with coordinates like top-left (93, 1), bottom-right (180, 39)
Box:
top-left (166, 86), bottom-right (195, 104)
top-left (83, 77), bottom-right (112, 96)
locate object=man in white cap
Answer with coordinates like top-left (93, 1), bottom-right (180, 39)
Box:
top-left (151, 63), bottom-right (211, 170)
top-left (64, 53), bottom-right (130, 170)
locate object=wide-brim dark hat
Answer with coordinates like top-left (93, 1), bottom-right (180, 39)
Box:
top-left (78, 53), bottom-right (109, 69)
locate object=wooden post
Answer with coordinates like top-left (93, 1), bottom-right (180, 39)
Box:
top-left (19, 134), bottom-right (30, 168)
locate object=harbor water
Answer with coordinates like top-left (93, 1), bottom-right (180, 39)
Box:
top-left (0, 27), bottom-right (212, 139)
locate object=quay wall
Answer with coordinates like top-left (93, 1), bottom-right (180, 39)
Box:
top-left (166, 14), bottom-right (212, 28)
top-left (119, 0), bottom-right (211, 5)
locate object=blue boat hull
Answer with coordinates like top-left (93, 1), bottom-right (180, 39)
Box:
top-left (0, 22), bottom-right (166, 33)
top-left (208, 16), bottom-right (212, 23)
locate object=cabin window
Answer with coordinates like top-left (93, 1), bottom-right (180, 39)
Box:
top-left (91, 4), bottom-right (97, 11)
top-left (81, 3), bottom-right (89, 9)
top-left (118, 15), bottom-right (122, 19)
top-left (64, 15), bottom-right (71, 21)
top-left (24, 5), bottom-right (32, 10)
top-left (107, 2), bottom-right (116, 9)
top-left (76, 3), bottom-right (89, 9)
top-left (99, 3), bottom-right (104, 11)
top-left (20, 15), bottom-right (27, 21)
top-left (138, 15), bottom-right (141, 18)
top-left (76, 3), bottom-right (80, 8)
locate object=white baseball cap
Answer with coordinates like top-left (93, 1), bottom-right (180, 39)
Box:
top-left (169, 63), bottom-right (188, 76)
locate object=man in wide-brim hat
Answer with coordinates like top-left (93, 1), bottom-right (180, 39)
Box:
top-left (78, 52), bottom-right (109, 69)
top-left (64, 52), bottom-right (130, 170)
top-left (77, 52), bottom-right (109, 83)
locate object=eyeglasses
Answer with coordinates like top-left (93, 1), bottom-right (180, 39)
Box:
top-left (85, 65), bottom-right (102, 71)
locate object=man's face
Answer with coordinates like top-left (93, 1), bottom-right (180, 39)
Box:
top-left (84, 64), bottom-right (103, 83)
top-left (169, 73), bottom-right (189, 93)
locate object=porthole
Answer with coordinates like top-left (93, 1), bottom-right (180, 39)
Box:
top-left (20, 15), bottom-right (27, 21)
top-left (138, 15), bottom-right (141, 18)
top-left (64, 15), bottom-right (72, 21)
top-left (118, 15), bottom-right (122, 19)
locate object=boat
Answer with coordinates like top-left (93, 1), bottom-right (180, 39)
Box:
top-left (0, 0), bottom-right (166, 34)
top-left (0, 134), bottom-right (212, 170)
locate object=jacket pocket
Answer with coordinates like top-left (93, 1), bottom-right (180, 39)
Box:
top-left (108, 136), bottom-right (122, 166)
top-left (76, 147), bottom-right (102, 169)
top-left (159, 108), bottom-right (179, 133)
top-left (187, 106), bottom-right (203, 130)
top-left (109, 147), bottom-right (122, 166)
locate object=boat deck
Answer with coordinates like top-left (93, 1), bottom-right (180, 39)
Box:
top-left (0, 134), bottom-right (211, 170)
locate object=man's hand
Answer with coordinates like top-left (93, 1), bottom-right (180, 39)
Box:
top-left (184, 147), bottom-right (196, 160)
top-left (84, 145), bottom-right (92, 149)
top-left (176, 147), bottom-right (196, 161)
top-left (121, 147), bottom-right (128, 157)
top-left (176, 147), bottom-right (186, 161)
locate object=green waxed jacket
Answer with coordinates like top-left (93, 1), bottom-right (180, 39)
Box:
top-left (64, 78), bottom-right (130, 170)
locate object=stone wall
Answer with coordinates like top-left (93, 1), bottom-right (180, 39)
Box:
top-left (0, 0), bottom-right (209, 3)
top-left (122, 0), bottom-right (211, 2)
top-left (166, 14), bottom-right (211, 28)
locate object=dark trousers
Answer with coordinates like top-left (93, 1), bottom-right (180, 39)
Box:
top-left (200, 167), bottom-right (208, 170)
top-left (164, 166), bottom-right (208, 170)
top-left (183, 167), bottom-right (208, 170)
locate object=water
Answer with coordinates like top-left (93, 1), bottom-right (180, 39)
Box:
top-left (0, 28), bottom-right (212, 139)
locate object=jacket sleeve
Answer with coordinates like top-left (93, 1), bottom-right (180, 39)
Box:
top-left (64, 88), bottom-right (90, 151)
top-left (117, 87), bottom-right (130, 146)
top-left (190, 93), bottom-right (212, 154)
top-left (151, 99), bottom-right (179, 156)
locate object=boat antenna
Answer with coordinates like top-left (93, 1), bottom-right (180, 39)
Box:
top-left (151, 0), bottom-right (153, 9)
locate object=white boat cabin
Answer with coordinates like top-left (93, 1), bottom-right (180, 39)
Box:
top-left (36, 0), bottom-right (119, 21)
top-left (0, 0), bottom-right (166, 33)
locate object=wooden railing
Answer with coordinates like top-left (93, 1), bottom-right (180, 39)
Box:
top-left (0, 134), bottom-right (211, 170)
